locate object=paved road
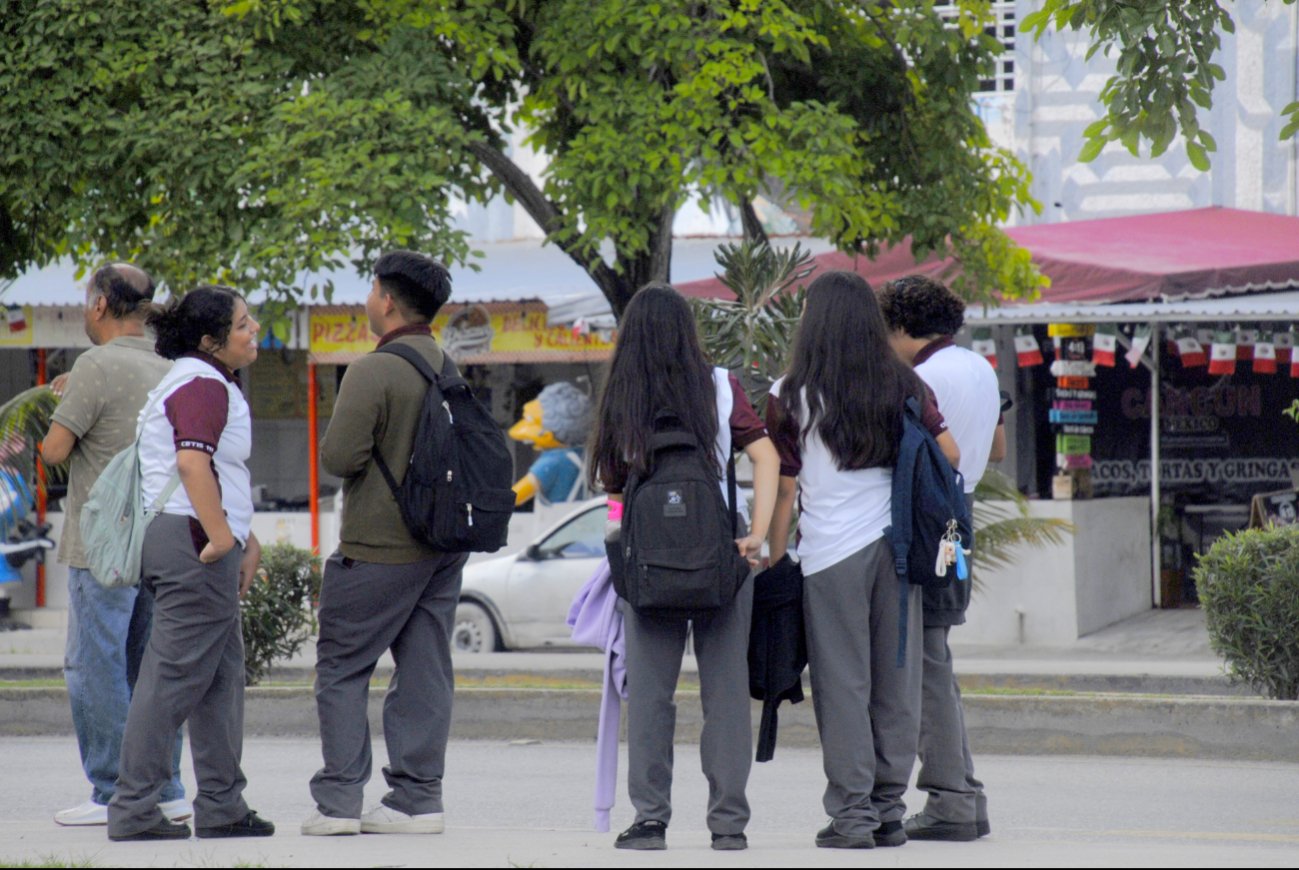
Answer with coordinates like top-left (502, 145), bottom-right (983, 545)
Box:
top-left (2, 737), bottom-right (1295, 867)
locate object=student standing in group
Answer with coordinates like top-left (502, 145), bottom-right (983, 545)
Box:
top-left (881, 274), bottom-right (1005, 842)
top-left (766, 270), bottom-right (958, 850)
top-left (107, 286), bottom-right (271, 842)
top-left (302, 251), bottom-right (466, 837)
top-left (588, 283), bottom-right (780, 852)
top-left (41, 265), bottom-right (189, 828)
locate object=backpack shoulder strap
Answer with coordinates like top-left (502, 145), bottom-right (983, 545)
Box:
top-left (368, 342), bottom-right (450, 498)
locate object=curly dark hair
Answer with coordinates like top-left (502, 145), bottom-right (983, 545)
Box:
top-left (147, 285), bottom-right (242, 360)
top-left (878, 274), bottom-right (966, 338)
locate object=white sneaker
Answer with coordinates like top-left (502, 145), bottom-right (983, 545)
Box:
top-left (160, 799), bottom-right (193, 823)
top-left (54, 800), bottom-right (107, 826)
top-left (301, 810), bottom-right (361, 836)
top-left (359, 804), bottom-right (444, 834)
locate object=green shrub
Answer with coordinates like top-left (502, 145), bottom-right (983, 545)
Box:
top-left (240, 542), bottom-right (322, 686)
top-left (1193, 525), bottom-right (1299, 700)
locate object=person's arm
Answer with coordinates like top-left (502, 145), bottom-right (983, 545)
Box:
top-left (238, 531), bottom-right (262, 597)
top-left (768, 475), bottom-right (799, 564)
top-left (320, 358), bottom-right (386, 479)
top-left (936, 430), bottom-right (961, 469)
top-left (39, 422), bottom-right (77, 465)
top-left (988, 422), bottom-right (1007, 463)
top-left (177, 450), bottom-right (237, 564)
top-left (735, 436), bottom-right (779, 565)
top-left (163, 377), bottom-right (235, 564)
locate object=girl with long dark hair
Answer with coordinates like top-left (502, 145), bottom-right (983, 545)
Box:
top-left (766, 270), bottom-right (957, 850)
top-left (107, 286), bottom-right (273, 842)
top-left (589, 283), bottom-right (779, 852)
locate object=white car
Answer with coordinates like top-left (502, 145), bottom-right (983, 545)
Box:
top-left (454, 498), bottom-right (608, 652)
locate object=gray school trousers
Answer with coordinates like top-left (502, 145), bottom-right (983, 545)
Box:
top-left (108, 514), bottom-right (250, 837)
top-left (309, 550), bottom-right (467, 819)
top-left (622, 577), bottom-right (755, 836)
top-left (916, 625), bottom-right (986, 824)
top-left (803, 537), bottom-right (922, 837)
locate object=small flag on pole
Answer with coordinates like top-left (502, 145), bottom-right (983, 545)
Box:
top-left (1253, 338), bottom-right (1277, 374)
top-left (1125, 325), bottom-right (1153, 368)
top-left (1014, 330), bottom-right (1044, 368)
top-left (1275, 331), bottom-right (1295, 366)
top-left (1177, 335), bottom-right (1208, 368)
top-left (1093, 324), bottom-right (1117, 367)
top-left (1208, 331), bottom-right (1237, 375)
top-left (972, 328), bottom-right (998, 370)
top-left (1236, 328), bottom-right (1257, 361)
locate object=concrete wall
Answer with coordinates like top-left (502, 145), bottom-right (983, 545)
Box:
top-left (962, 496), bottom-right (1151, 646)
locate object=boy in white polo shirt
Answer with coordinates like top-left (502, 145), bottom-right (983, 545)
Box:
top-left (880, 275), bottom-right (1005, 843)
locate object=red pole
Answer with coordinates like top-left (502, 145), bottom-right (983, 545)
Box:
top-left (307, 361), bottom-right (320, 555)
top-left (35, 349), bottom-right (47, 608)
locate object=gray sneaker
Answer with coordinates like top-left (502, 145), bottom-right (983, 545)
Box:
top-left (903, 811), bottom-right (979, 842)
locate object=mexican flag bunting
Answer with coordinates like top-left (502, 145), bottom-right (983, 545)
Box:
top-left (2, 305), bottom-right (24, 334)
top-left (1195, 328), bottom-right (1216, 346)
top-left (1176, 334), bottom-right (1208, 368)
top-left (1092, 324), bottom-right (1118, 367)
top-left (1235, 328), bottom-right (1257, 361)
top-left (1252, 337), bottom-right (1277, 374)
top-left (1274, 331), bottom-right (1295, 366)
top-left (972, 328), bottom-right (998, 369)
top-left (1207, 331), bottom-right (1237, 375)
top-left (1125, 324), bottom-right (1153, 368)
top-left (1014, 329), bottom-right (1044, 368)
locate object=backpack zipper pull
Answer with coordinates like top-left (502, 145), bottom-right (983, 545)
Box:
top-left (467, 503), bottom-right (474, 527)
top-left (443, 400), bottom-right (453, 424)
top-left (447, 470), bottom-right (453, 483)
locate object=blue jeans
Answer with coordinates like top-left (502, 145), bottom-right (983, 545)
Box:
top-left (64, 567), bottom-right (185, 805)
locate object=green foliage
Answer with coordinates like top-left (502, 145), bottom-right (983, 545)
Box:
top-left (970, 469), bottom-right (1074, 591)
top-left (692, 240), bottom-right (812, 412)
top-left (240, 542), bottom-right (321, 686)
top-left (1283, 399), bottom-right (1299, 423)
top-left (1023, 0), bottom-right (1297, 169)
top-left (1193, 525), bottom-right (1299, 700)
top-left (1, 0), bottom-right (1044, 313)
top-left (0, 386), bottom-right (64, 486)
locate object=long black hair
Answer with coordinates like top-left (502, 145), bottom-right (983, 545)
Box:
top-left (589, 283), bottom-right (719, 489)
top-left (148, 285), bottom-right (243, 361)
top-left (777, 270), bottom-right (926, 470)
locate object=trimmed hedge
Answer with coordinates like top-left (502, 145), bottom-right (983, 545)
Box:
top-left (1193, 525), bottom-right (1299, 700)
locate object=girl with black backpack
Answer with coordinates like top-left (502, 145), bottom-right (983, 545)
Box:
top-left (765, 271), bottom-right (958, 850)
top-left (589, 283), bottom-right (780, 852)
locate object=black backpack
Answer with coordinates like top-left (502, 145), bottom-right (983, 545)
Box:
top-left (611, 421), bottom-right (750, 619)
top-left (371, 343), bottom-right (515, 553)
top-left (884, 395), bottom-right (973, 663)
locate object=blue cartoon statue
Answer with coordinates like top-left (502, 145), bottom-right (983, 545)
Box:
top-left (509, 382), bottom-right (593, 507)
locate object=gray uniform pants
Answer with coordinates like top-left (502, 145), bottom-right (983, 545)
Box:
top-left (108, 514), bottom-right (249, 837)
top-left (916, 625), bottom-right (986, 823)
top-left (803, 537), bottom-right (922, 837)
top-left (309, 550), bottom-right (466, 819)
top-left (622, 577), bottom-right (754, 835)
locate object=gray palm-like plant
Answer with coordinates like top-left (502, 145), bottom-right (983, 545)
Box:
top-left (971, 468), bottom-right (1074, 590)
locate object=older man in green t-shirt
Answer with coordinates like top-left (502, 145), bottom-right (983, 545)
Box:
top-left (42, 265), bottom-right (189, 827)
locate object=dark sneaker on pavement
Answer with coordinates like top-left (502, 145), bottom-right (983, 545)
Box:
top-left (196, 811), bottom-right (276, 839)
top-left (108, 818), bottom-right (191, 842)
top-left (615, 819), bottom-right (666, 850)
top-left (903, 811), bottom-right (979, 842)
top-left (875, 819), bottom-right (907, 847)
top-left (815, 821), bottom-right (875, 849)
top-left (711, 832), bottom-right (748, 851)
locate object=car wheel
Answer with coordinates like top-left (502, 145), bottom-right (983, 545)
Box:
top-left (453, 601), bottom-right (499, 653)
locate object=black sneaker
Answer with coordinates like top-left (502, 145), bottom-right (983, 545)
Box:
top-left (903, 811), bottom-right (979, 842)
top-left (875, 819), bottom-right (907, 847)
top-left (196, 811), bottom-right (276, 839)
top-left (108, 818), bottom-right (191, 842)
top-left (615, 819), bottom-right (666, 850)
top-left (711, 832), bottom-right (748, 851)
top-left (815, 821), bottom-right (874, 849)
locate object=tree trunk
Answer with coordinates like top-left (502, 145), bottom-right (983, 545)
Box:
top-left (740, 198), bottom-right (769, 245)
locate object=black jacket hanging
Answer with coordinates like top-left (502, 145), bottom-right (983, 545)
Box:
top-left (747, 554), bottom-right (807, 762)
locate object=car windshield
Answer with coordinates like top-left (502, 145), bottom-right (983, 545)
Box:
top-left (536, 507), bottom-right (605, 559)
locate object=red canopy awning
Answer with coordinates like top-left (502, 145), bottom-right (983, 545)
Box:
top-left (677, 207), bottom-right (1299, 305)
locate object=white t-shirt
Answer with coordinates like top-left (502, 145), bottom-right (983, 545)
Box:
top-left (138, 355), bottom-right (254, 544)
top-left (915, 343), bottom-right (1001, 493)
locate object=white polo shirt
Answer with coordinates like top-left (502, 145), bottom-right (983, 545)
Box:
top-left (914, 341), bottom-right (1001, 494)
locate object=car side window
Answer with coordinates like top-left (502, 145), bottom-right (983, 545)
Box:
top-left (536, 508), bottom-right (606, 559)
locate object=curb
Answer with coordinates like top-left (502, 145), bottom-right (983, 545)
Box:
top-left (4, 686), bottom-right (1295, 762)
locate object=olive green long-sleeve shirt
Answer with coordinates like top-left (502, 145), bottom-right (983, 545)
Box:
top-left (320, 333), bottom-right (448, 564)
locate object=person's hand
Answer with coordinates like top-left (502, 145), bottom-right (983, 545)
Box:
top-left (49, 373), bottom-right (70, 397)
top-left (735, 534), bottom-right (764, 568)
top-left (238, 534), bottom-right (262, 598)
top-left (199, 532), bottom-right (237, 565)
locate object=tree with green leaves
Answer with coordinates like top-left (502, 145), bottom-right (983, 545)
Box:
top-left (2, 0), bottom-right (1043, 315)
top-left (1023, 0), bottom-right (1299, 171)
